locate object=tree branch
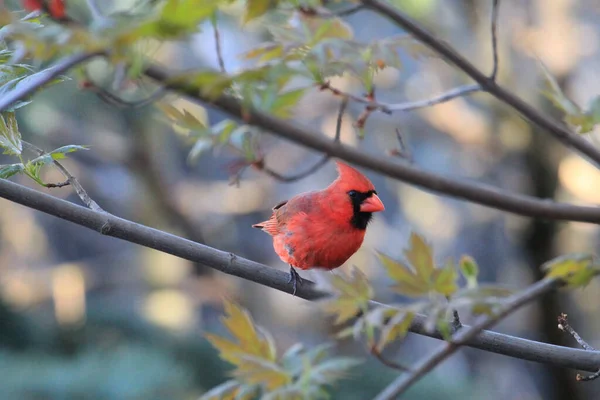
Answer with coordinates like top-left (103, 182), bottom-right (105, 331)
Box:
top-left (143, 64), bottom-right (600, 225)
top-left (22, 140), bottom-right (104, 212)
top-left (0, 51), bottom-right (104, 112)
top-left (557, 313), bottom-right (600, 381)
top-left (0, 177), bottom-right (599, 373)
top-left (359, 0), bottom-right (600, 169)
top-left (260, 97), bottom-right (347, 182)
top-left (374, 277), bottom-right (564, 400)
top-left (490, 0), bottom-right (500, 81)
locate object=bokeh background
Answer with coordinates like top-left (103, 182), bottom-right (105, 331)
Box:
top-left (1, 0), bottom-right (600, 399)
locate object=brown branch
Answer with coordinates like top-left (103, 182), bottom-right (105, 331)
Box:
top-left (374, 277), bottom-right (564, 400)
top-left (370, 345), bottom-right (412, 372)
top-left (320, 81), bottom-right (481, 114)
top-left (144, 63), bottom-right (600, 225)
top-left (359, 0), bottom-right (600, 169)
top-left (212, 11), bottom-right (226, 74)
top-left (82, 79), bottom-right (166, 109)
top-left (490, 0), bottom-right (500, 81)
top-left (44, 179), bottom-right (70, 188)
top-left (0, 177), bottom-right (599, 374)
top-left (557, 313), bottom-right (600, 382)
top-left (21, 140), bottom-right (104, 212)
top-left (260, 97), bottom-right (348, 182)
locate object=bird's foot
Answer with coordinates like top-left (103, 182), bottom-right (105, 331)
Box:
top-left (288, 266), bottom-right (303, 296)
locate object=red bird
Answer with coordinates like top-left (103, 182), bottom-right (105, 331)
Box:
top-left (253, 161), bottom-right (385, 294)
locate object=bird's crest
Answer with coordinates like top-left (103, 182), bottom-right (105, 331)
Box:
top-left (333, 161), bottom-right (375, 192)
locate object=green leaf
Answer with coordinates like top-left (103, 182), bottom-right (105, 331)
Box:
top-left (431, 264), bottom-right (458, 296)
top-left (459, 255), bottom-right (479, 289)
top-left (542, 254), bottom-right (600, 288)
top-left (321, 267), bottom-right (373, 325)
top-left (379, 233), bottom-right (459, 297)
top-left (49, 145), bottom-right (89, 160)
top-left (404, 232), bottom-right (435, 282)
top-left (376, 310), bottom-right (414, 351)
top-left (244, 0), bottom-right (275, 23)
top-left (0, 112), bottom-right (22, 155)
top-left (450, 285), bottom-right (514, 316)
top-left (0, 163), bottom-right (24, 179)
top-left (270, 88), bottom-right (305, 118)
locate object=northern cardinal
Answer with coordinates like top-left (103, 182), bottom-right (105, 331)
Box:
top-left (253, 161), bottom-right (385, 294)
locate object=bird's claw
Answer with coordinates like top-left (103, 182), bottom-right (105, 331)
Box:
top-left (288, 266), bottom-right (303, 296)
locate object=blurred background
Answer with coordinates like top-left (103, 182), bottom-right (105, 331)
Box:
top-left (1, 0), bottom-right (600, 398)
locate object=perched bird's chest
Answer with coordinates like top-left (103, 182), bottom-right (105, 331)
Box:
top-left (274, 218), bottom-right (366, 270)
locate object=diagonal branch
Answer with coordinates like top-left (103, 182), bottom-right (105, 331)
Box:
top-left (0, 51), bottom-right (104, 112)
top-left (359, 0), bottom-right (600, 169)
top-left (0, 177), bottom-right (598, 373)
top-left (260, 97), bottom-right (348, 182)
top-left (490, 0), bottom-right (500, 81)
top-left (374, 277), bottom-right (564, 400)
top-left (557, 313), bottom-right (600, 381)
top-left (22, 140), bottom-right (104, 212)
top-left (143, 64), bottom-right (600, 225)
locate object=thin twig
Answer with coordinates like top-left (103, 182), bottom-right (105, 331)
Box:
top-left (359, 0), bottom-right (600, 169)
top-left (371, 345), bottom-right (412, 372)
top-left (0, 51), bottom-right (104, 112)
top-left (83, 80), bottom-right (166, 109)
top-left (144, 63), bottom-right (600, 225)
top-left (296, 4), bottom-right (365, 18)
top-left (319, 81), bottom-right (481, 114)
top-left (0, 177), bottom-right (600, 373)
top-left (261, 97), bottom-right (348, 182)
top-left (557, 313), bottom-right (600, 381)
top-left (387, 84), bottom-right (481, 111)
top-left (452, 309), bottom-right (462, 330)
top-left (44, 179), bottom-right (70, 188)
top-left (388, 128), bottom-right (412, 161)
top-left (212, 12), bottom-right (226, 74)
top-left (490, 0), bottom-right (500, 81)
top-left (21, 141), bottom-right (104, 212)
top-left (85, 0), bottom-right (104, 22)
top-left (374, 278), bottom-right (564, 400)
top-left (558, 313), bottom-right (595, 351)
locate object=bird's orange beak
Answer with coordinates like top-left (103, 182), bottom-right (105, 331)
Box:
top-left (360, 194), bottom-right (385, 213)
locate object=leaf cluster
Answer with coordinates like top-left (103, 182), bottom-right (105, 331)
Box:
top-left (202, 300), bottom-right (360, 400)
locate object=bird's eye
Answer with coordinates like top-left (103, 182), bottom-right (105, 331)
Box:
top-left (348, 190), bottom-right (358, 197)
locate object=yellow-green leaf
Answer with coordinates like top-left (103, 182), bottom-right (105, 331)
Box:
top-left (459, 255), bottom-right (479, 289)
top-left (321, 267), bottom-right (373, 325)
top-left (542, 254), bottom-right (600, 288)
top-left (377, 310), bottom-right (414, 351)
top-left (404, 232), bottom-right (435, 282)
top-left (244, 0), bottom-right (275, 23)
top-left (431, 266), bottom-right (458, 296)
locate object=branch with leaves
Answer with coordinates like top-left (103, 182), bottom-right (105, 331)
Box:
top-left (359, 0), bottom-right (600, 169)
top-left (144, 64), bottom-right (600, 225)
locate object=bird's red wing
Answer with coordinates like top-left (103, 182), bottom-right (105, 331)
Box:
top-left (252, 193), bottom-right (318, 236)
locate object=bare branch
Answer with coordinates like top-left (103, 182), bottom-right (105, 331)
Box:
top-left (490, 0), bottom-right (500, 81)
top-left (21, 140), bottom-right (104, 212)
top-left (144, 63), bottom-right (600, 225)
top-left (211, 12), bottom-right (227, 74)
top-left (320, 81), bottom-right (481, 115)
top-left (82, 80), bottom-right (166, 109)
top-left (44, 179), bottom-right (70, 188)
top-left (85, 0), bottom-right (104, 22)
top-left (304, 4), bottom-right (366, 18)
top-left (359, 0), bottom-right (600, 169)
top-left (0, 177), bottom-right (599, 373)
top-left (371, 345), bottom-right (412, 372)
top-left (374, 277), bottom-right (564, 400)
top-left (558, 313), bottom-right (595, 351)
top-left (557, 313), bottom-right (600, 382)
top-left (386, 84), bottom-right (481, 112)
top-left (261, 97), bottom-right (348, 182)
top-left (0, 51), bottom-right (104, 113)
